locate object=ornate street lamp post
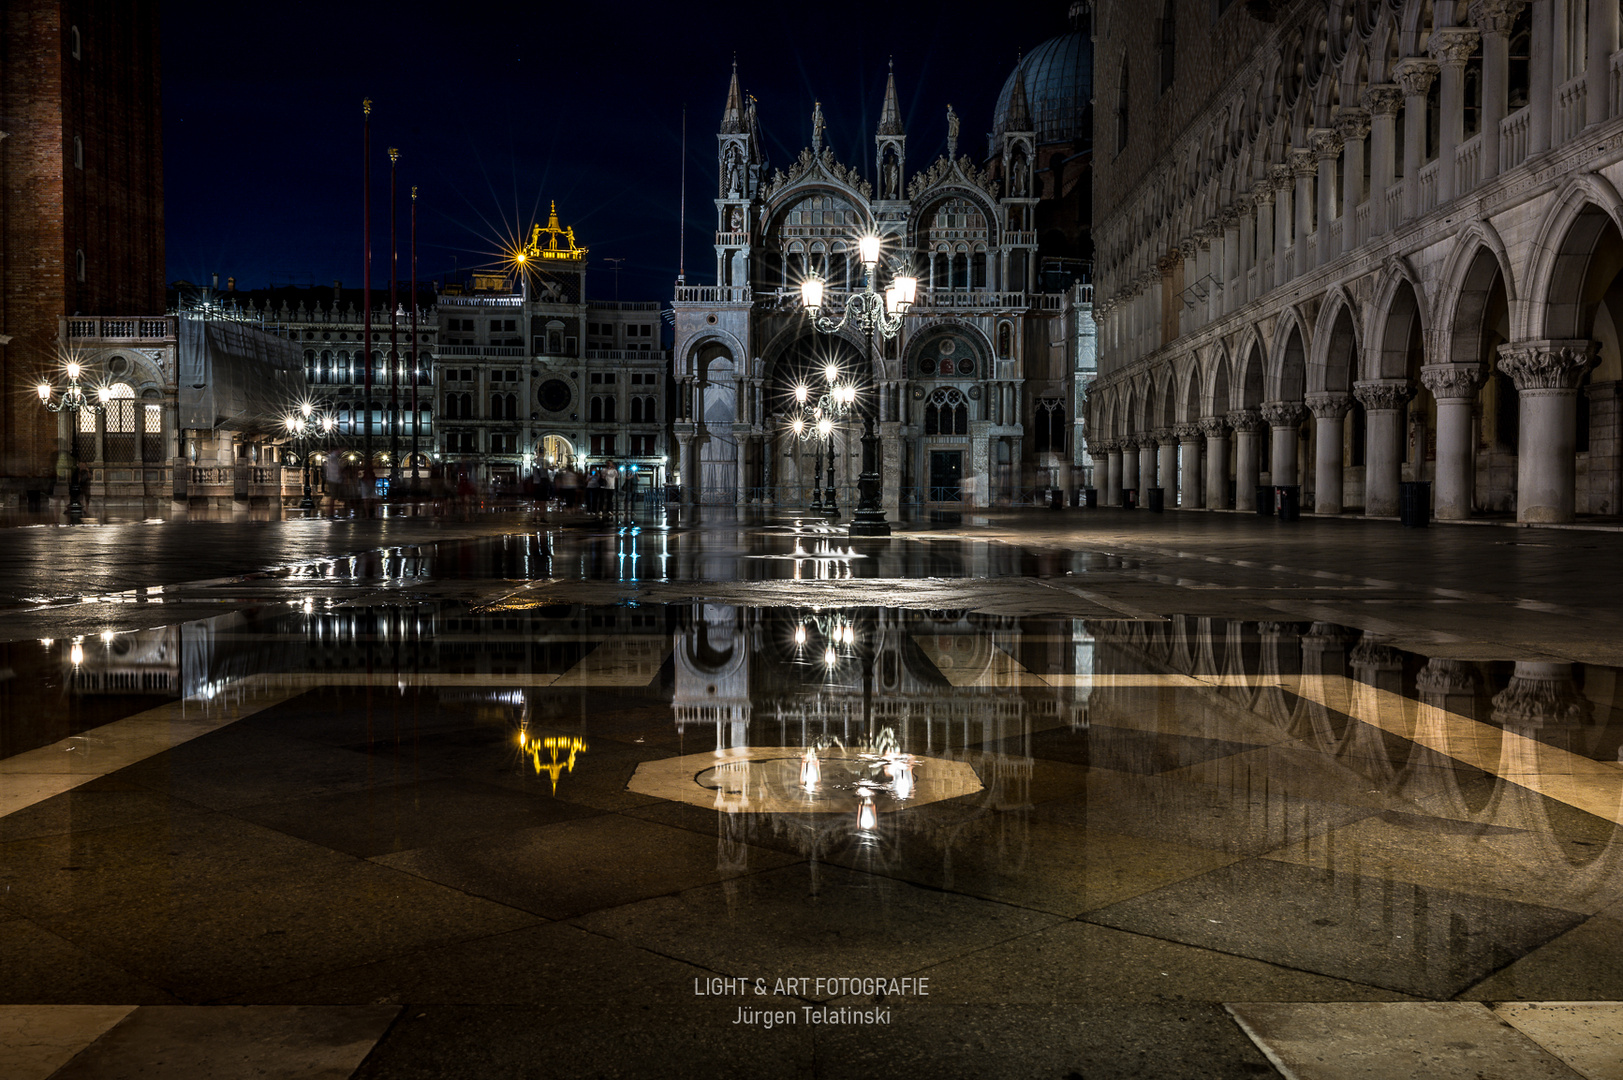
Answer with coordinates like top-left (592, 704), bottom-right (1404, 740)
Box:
top-left (284, 402), bottom-right (329, 512)
top-left (784, 367), bottom-right (855, 517)
top-left (37, 361), bottom-right (107, 523)
top-left (798, 234), bottom-right (916, 536)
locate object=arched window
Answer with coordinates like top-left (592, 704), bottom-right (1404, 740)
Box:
top-left (998, 323), bottom-right (1013, 357)
top-left (643, 396), bottom-right (656, 422)
top-left (1156, 0), bottom-right (1176, 93)
top-left (972, 250), bottom-right (987, 289)
top-left (491, 394), bottom-right (504, 419)
top-left (73, 136), bottom-right (84, 170)
top-left (75, 248), bottom-right (86, 283)
top-left (630, 397), bottom-right (643, 423)
top-left (141, 391), bottom-right (163, 462)
top-left (70, 25), bottom-right (81, 59)
top-left (952, 252), bottom-right (969, 290)
top-left (1034, 398), bottom-right (1066, 453)
top-left (933, 251), bottom-right (949, 289)
top-left (1116, 58), bottom-right (1131, 153)
top-left (103, 384), bottom-right (138, 462)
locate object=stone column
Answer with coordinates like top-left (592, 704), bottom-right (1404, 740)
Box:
top-left (1220, 208), bottom-right (1241, 312)
top-left (1155, 427), bottom-right (1177, 498)
top-left (1589, 0), bottom-right (1619, 128)
top-left (1230, 409), bottom-right (1263, 510)
top-left (1089, 445), bottom-right (1109, 499)
top-left (1238, 195), bottom-right (1259, 305)
top-left (1354, 379), bottom-right (1415, 516)
top-left (1310, 132), bottom-right (1341, 266)
top-left (1120, 436), bottom-right (1140, 499)
top-left (1395, 58), bottom-right (1439, 221)
top-left (1498, 340), bottom-right (1596, 522)
top-left (1470, 0), bottom-right (1524, 179)
top-left (1176, 423), bottom-right (1204, 508)
top-left (1528, 0), bottom-right (1552, 153)
top-left (675, 431), bottom-right (694, 505)
top-left (1362, 84), bottom-right (1404, 236)
top-left (1421, 364), bottom-right (1486, 519)
top-left (1105, 440), bottom-right (1122, 505)
top-left (1200, 417), bottom-right (1230, 508)
top-left (1306, 392), bottom-right (1353, 514)
top-left (1262, 401), bottom-right (1308, 487)
top-left (1336, 109), bottom-right (1371, 253)
top-left (1430, 27), bottom-right (1480, 203)
top-left (1270, 164), bottom-right (1294, 287)
top-left (1138, 437), bottom-right (1158, 498)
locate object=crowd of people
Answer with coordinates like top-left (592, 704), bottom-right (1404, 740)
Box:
top-left (315, 457), bottom-right (644, 516)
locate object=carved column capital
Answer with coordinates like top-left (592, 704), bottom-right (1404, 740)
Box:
top-left (1248, 183), bottom-right (1275, 208)
top-left (1420, 363), bottom-right (1487, 400)
top-left (1153, 426), bottom-right (1176, 444)
top-left (1175, 422), bottom-right (1202, 440)
top-left (1218, 206), bottom-right (1242, 228)
top-left (1269, 163), bottom-right (1294, 190)
top-left (1177, 237), bottom-right (1199, 260)
top-left (1360, 83), bottom-right (1406, 116)
top-left (1334, 107), bottom-right (1372, 143)
top-left (1309, 128), bottom-right (1344, 161)
top-left (1226, 408), bottom-right (1264, 433)
top-left (1428, 26), bottom-right (1482, 66)
top-left (1496, 340), bottom-right (1597, 391)
top-left (1468, 0), bottom-right (1527, 36)
top-left (1156, 252), bottom-right (1182, 275)
top-left (1491, 663), bottom-right (1592, 728)
top-left (1120, 434), bottom-right (1141, 451)
top-left (1260, 400), bottom-right (1308, 427)
top-left (1416, 658), bottom-right (1481, 696)
top-left (1394, 57), bottom-right (1440, 98)
top-left (1305, 391), bottom-right (1353, 419)
top-left (1289, 148), bottom-right (1318, 179)
top-left (1197, 416), bottom-right (1229, 438)
top-left (1354, 379), bottom-right (1416, 411)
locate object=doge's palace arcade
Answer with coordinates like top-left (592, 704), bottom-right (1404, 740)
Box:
top-left (1090, 0), bottom-right (1623, 523)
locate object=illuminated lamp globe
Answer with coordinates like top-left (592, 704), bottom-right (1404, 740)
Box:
top-left (858, 235), bottom-right (882, 265)
top-left (66, 362), bottom-right (82, 380)
top-left (800, 276), bottom-right (824, 312)
top-left (794, 383), bottom-right (809, 404)
top-left (895, 273), bottom-right (918, 308)
top-left (817, 416), bottom-right (833, 438)
top-left (36, 382), bottom-right (51, 402)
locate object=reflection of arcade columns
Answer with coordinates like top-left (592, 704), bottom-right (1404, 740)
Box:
top-left (1416, 658), bottom-right (1483, 718)
top-left (1345, 634), bottom-right (1406, 782)
top-left (673, 605), bottom-right (753, 750)
top-left (1254, 621), bottom-right (1305, 728)
top-left (1306, 392), bottom-right (1352, 514)
top-left (1298, 622), bottom-right (1354, 745)
top-left (1491, 661), bottom-right (1593, 753)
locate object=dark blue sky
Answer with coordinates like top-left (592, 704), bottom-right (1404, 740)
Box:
top-left (162, 2), bottom-right (1070, 304)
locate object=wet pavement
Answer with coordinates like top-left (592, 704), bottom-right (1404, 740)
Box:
top-left (2, 507), bottom-right (1622, 1078)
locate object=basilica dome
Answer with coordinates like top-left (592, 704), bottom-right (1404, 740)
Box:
top-left (992, 29), bottom-right (1093, 145)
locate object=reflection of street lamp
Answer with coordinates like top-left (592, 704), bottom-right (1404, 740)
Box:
top-left (798, 234), bottom-right (915, 536)
top-left (38, 361), bottom-right (107, 522)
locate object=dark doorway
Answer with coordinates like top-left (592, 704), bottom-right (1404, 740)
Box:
top-left (929, 450), bottom-right (964, 502)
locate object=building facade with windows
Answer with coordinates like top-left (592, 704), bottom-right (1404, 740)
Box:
top-left (671, 24), bottom-right (1094, 510)
top-left (1089, 0), bottom-right (1623, 523)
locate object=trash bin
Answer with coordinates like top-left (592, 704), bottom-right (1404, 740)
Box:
top-left (1082, 487), bottom-right (1098, 508)
top-left (1122, 488), bottom-right (1138, 509)
top-left (1275, 485), bottom-right (1301, 521)
top-left (1146, 487), bottom-right (1165, 513)
top-left (1048, 486), bottom-right (1064, 510)
top-left (1255, 485), bottom-right (1274, 515)
top-left (1399, 480), bottom-right (1432, 527)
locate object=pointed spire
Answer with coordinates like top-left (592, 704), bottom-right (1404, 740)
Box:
top-left (878, 58), bottom-right (905, 137)
top-left (1006, 63), bottom-right (1032, 133)
top-left (721, 58), bottom-right (745, 134)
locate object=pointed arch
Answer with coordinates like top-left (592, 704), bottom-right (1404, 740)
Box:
top-left (1310, 284), bottom-right (1362, 393)
top-left (1268, 304), bottom-right (1314, 401)
top-left (1522, 173), bottom-right (1623, 341)
top-left (1366, 255), bottom-right (1429, 379)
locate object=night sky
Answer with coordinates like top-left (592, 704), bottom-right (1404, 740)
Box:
top-left (162, 2), bottom-right (1070, 305)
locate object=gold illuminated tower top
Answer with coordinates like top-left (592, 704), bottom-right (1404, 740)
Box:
top-left (521, 201), bottom-right (588, 263)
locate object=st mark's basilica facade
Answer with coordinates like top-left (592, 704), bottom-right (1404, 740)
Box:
top-left (671, 21), bottom-right (1094, 511)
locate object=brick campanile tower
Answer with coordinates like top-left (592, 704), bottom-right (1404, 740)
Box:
top-left (0, 2), bottom-right (163, 497)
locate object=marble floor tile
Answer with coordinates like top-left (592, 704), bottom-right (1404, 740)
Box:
top-left (1227, 1001), bottom-right (1586, 1080)
top-left (0, 1005), bottom-right (135, 1080)
top-left (1494, 1002), bottom-right (1623, 1080)
top-left (46, 1005), bottom-right (398, 1080)
top-left (1464, 904), bottom-right (1623, 1001)
top-left (573, 863), bottom-right (1063, 994)
top-left (1088, 858), bottom-right (1587, 999)
top-left (977, 722), bottom-right (1264, 775)
top-left (374, 812), bottom-right (801, 920)
top-left (0, 919), bottom-right (175, 1005)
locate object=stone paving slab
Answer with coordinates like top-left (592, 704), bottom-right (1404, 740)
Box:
top-left (1494, 1003), bottom-right (1623, 1080)
top-left (1226, 1002), bottom-right (1588, 1080)
top-left (0, 1004), bottom-right (134, 1080)
top-left (44, 1005), bottom-right (398, 1080)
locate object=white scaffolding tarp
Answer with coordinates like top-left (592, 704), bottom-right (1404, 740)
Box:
top-left (177, 318), bottom-right (305, 432)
